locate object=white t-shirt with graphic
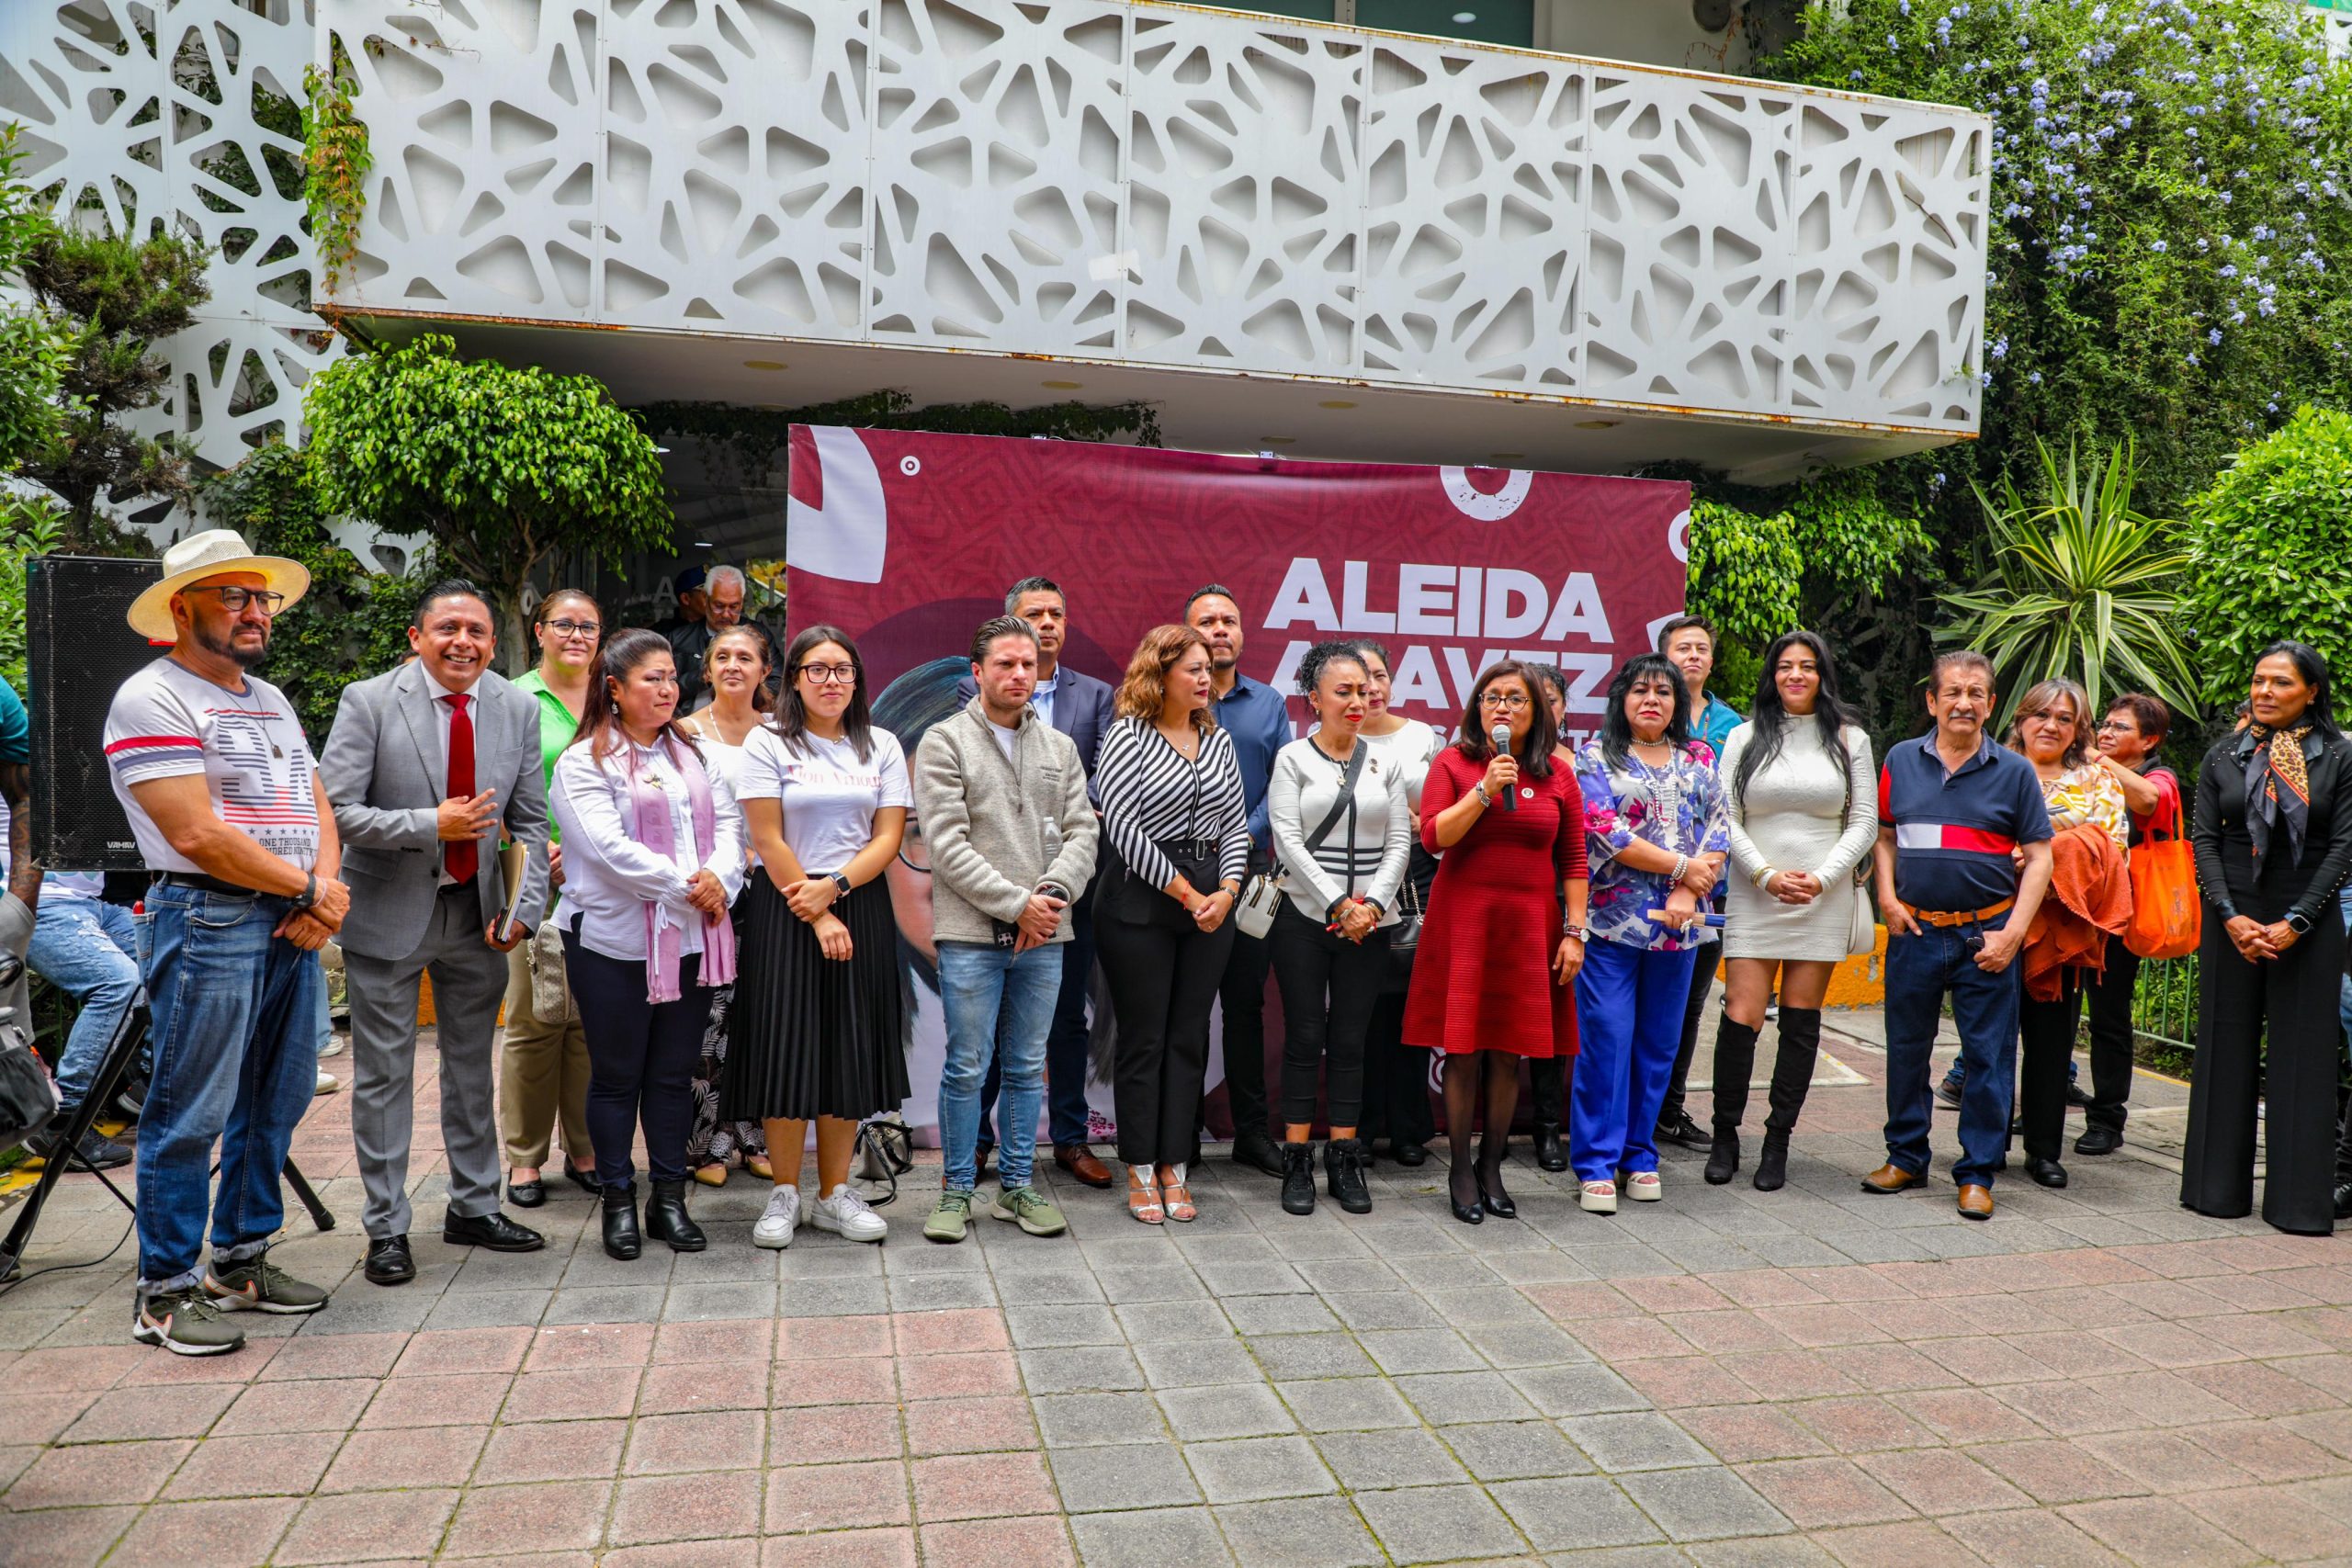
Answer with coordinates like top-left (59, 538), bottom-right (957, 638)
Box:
top-left (733, 726), bottom-right (911, 877)
top-left (104, 658), bottom-right (321, 874)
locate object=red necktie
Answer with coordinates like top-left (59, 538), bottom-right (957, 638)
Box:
top-left (442, 693), bottom-right (478, 883)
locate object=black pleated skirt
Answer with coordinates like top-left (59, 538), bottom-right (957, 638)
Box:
top-left (719, 876), bottom-right (909, 1122)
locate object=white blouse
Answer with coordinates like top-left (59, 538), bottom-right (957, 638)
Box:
top-left (551, 735), bottom-right (746, 963)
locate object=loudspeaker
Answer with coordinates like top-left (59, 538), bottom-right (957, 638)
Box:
top-left (28, 555), bottom-right (164, 874)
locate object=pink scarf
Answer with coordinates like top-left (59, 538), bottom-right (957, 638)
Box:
top-left (627, 735), bottom-right (737, 1002)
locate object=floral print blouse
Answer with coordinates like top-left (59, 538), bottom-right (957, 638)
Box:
top-left (2041, 761), bottom-right (2129, 850)
top-left (1577, 739), bottom-right (1733, 953)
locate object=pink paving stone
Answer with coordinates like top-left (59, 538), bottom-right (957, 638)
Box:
top-left (2200, 1236), bottom-right (2317, 1273)
top-left (2011, 1332), bottom-right (2152, 1380)
top-left (1668, 1311), bottom-right (1797, 1356)
top-left (321, 1425), bottom-right (492, 1491)
top-left (2078, 1430), bottom-right (2259, 1493)
top-left (392, 1325), bottom-right (535, 1377)
top-left (605, 1542), bottom-right (760, 1568)
top-left (1963, 1296), bottom-right (2050, 1337)
top-left (357, 1372), bottom-right (514, 1428)
top-left (775, 1317), bottom-right (894, 1361)
top-left (0, 1445), bottom-right (34, 1493)
top-left (1697, 1269), bottom-right (1827, 1310)
top-left (765, 1460), bottom-right (912, 1534)
top-left (769, 1404), bottom-right (904, 1463)
top-left (2100, 1322), bottom-right (2247, 1371)
top-left (761, 1526), bottom-right (916, 1568)
top-left (1671, 1404), bottom-right (1835, 1463)
top-left (213, 1376), bottom-right (379, 1436)
top-left (2185, 1483), bottom-right (2352, 1562)
top-left (1616, 1354), bottom-right (1761, 1410)
top-left (9, 1343), bottom-right (142, 1392)
top-left (107, 1495), bottom-right (301, 1568)
top-left (2108, 1280), bottom-right (2239, 1322)
top-left (2184, 1271), bottom-right (2325, 1314)
top-left (2106, 1370), bottom-right (2254, 1429)
top-left (2199, 1313), bottom-right (2334, 1360)
top-left (0, 1393), bottom-right (98, 1447)
top-left (117, 1336), bottom-right (282, 1385)
top-left (1783, 1265), bottom-right (1916, 1303)
top-left (61, 1382), bottom-right (240, 1443)
top-left (1858, 1448), bottom-right (2035, 1516)
top-left (639, 1357), bottom-right (769, 1415)
top-left (1920, 1337), bottom-right (2065, 1388)
top-left (1566, 1315), bottom-right (1696, 1361)
top-left (2060, 1495), bottom-right (2266, 1567)
top-left (2041, 1247), bottom-right (2163, 1289)
top-left (2112, 1242), bottom-right (2239, 1280)
top-left (477, 1418), bottom-right (629, 1483)
top-left (503, 1368), bottom-right (645, 1423)
top-left (0, 1503), bottom-right (139, 1568)
top-left (2182, 1419), bottom-right (2349, 1482)
top-left (1792, 1394), bottom-right (1936, 1453)
top-left (903, 1396), bottom-right (1039, 1457)
top-left (1519, 1280), bottom-right (1639, 1320)
top-left (1834, 1343), bottom-right (1964, 1395)
top-left (888, 1310), bottom-right (1008, 1358)
top-left (916, 1515), bottom-right (1075, 1568)
top-left (626, 1410), bottom-right (767, 1475)
top-left (610, 1470), bottom-right (764, 1546)
top-left (910, 1452), bottom-right (1057, 1523)
top-left (1719, 1349), bottom-right (1863, 1401)
top-left (4, 1437), bottom-right (193, 1508)
top-left (1811, 1519), bottom-right (1988, 1568)
top-left (1867, 1299), bottom-right (1976, 1341)
top-left (275, 1487), bottom-right (460, 1564)
top-left (1614, 1274), bottom-right (1736, 1314)
top-left (653, 1318), bottom-right (775, 1364)
top-left (525, 1322), bottom-right (658, 1372)
top-left (258, 1331), bottom-right (411, 1382)
top-left (1736, 1457), bottom-right (1917, 1529)
top-left (772, 1356), bottom-right (898, 1408)
top-left (164, 1430), bottom-right (342, 1499)
top-left (895, 1352), bottom-right (1021, 1402)
top-left (1754, 1303), bottom-right (1892, 1349)
top-left (1992, 1380), bottom-right (2143, 1438)
top-left (1973, 1439), bottom-right (2149, 1505)
top-left (2027, 1288), bottom-right (2158, 1333)
top-left (2284, 1407), bottom-right (2352, 1461)
top-left (1891, 1389), bottom-right (2051, 1445)
top-left (441, 1479), bottom-right (614, 1556)
top-left (1943, 1505), bottom-right (2132, 1568)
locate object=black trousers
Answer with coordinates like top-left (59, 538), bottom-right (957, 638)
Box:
top-left (1531, 1054), bottom-right (1568, 1127)
top-left (2181, 907), bottom-right (2346, 1234)
top-left (1216, 856), bottom-right (1276, 1142)
top-left (562, 933), bottom-right (707, 1191)
top-left (2081, 945), bottom-right (2141, 1134)
top-left (2017, 976), bottom-right (2083, 1164)
top-left (1099, 909), bottom-right (1236, 1167)
top-left (1362, 989), bottom-right (1437, 1146)
top-left (1657, 949), bottom-right (1718, 1122)
top-left (1269, 904), bottom-right (1388, 1129)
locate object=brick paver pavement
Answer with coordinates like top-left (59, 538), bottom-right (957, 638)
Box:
top-left (3, 1011), bottom-right (2349, 1565)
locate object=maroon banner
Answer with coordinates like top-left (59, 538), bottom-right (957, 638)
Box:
top-left (783, 426), bottom-right (1690, 1144)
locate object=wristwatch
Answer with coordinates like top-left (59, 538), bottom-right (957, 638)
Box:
top-left (1563, 921), bottom-right (1587, 941)
top-left (288, 872), bottom-right (319, 913)
top-left (2286, 908), bottom-right (2313, 936)
top-left (829, 872), bottom-right (853, 898)
top-left (1474, 784), bottom-right (1495, 807)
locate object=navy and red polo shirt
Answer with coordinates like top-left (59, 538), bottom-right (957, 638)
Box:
top-left (1879, 733), bottom-right (2052, 914)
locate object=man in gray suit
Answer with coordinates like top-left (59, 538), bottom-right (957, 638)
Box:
top-left (321, 581), bottom-right (552, 1286)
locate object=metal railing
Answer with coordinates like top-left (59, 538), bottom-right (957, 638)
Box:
top-left (2132, 954), bottom-right (2199, 1053)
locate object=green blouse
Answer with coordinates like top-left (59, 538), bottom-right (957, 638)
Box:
top-left (514, 669), bottom-right (583, 846)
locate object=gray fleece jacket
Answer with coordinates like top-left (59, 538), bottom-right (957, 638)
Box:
top-left (912, 698), bottom-right (1099, 945)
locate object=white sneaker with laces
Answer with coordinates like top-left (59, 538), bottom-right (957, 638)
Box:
top-left (1579, 1179), bottom-right (1619, 1214)
top-left (752, 1184), bottom-right (800, 1249)
top-left (313, 1068), bottom-right (339, 1096)
top-left (811, 1183), bottom-right (888, 1243)
top-left (1625, 1170), bottom-right (1663, 1201)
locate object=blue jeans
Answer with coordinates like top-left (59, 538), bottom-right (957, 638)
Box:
top-left (978, 898), bottom-right (1097, 1150)
top-left (1570, 938), bottom-right (1699, 1184)
top-left (26, 897), bottom-right (142, 1111)
top-left (938, 942), bottom-right (1063, 1193)
top-left (136, 885), bottom-right (324, 1292)
top-left (1884, 924), bottom-right (2020, 1189)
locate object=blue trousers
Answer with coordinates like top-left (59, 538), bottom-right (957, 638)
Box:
top-left (1570, 938), bottom-right (1698, 1184)
top-left (27, 896), bottom-right (143, 1111)
top-left (1884, 925), bottom-right (2020, 1189)
top-left (977, 897), bottom-right (1096, 1150)
top-left (938, 942), bottom-right (1062, 1193)
top-left (136, 885), bottom-right (323, 1293)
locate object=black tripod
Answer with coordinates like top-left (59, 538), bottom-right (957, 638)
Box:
top-left (1, 990), bottom-right (334, 1284)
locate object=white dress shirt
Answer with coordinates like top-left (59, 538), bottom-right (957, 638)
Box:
top-left (424, 668), bottom-right (481, 886)
top-left (1028, 670), bottom-right (1058, 733)
top-left (549, 735), bottom-right (746, 963)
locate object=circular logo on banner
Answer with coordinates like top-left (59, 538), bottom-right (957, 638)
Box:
top-left (1668, 508), bottom-right (1692, 563)
top-left (899, 456), bottom-right (922, 477)
top-left (1439, 467), bottom-right (1533, 522)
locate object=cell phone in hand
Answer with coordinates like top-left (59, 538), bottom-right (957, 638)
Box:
top-left (991, 919), bottom-right (1019, 950)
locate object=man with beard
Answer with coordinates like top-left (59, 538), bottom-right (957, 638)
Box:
top-left (1184, 584), bottom-right (1294, 1176)
top-left (104, 531), bottom-right (352, 1354)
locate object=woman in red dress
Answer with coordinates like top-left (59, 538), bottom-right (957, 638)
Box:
top-left (1403, 660), bottom-right (1589, 1224)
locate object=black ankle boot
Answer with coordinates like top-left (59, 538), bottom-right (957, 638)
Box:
top-left (1703, 1126), bottom-right (1740, 1185)
top-left (1532, 1122), bottom-right (1567, 1172)
top-left (643, 1179), bottom-right (707, 1252)
top-left (601, 1185), bottom-right (640, 1260)
top-left (1753, 1130), bottom-right (1791, 1192)
top-left (1325, 1137), bottom-right (1373, 1214)
top-left (1280, 1142), bottom-right (1317, 1215)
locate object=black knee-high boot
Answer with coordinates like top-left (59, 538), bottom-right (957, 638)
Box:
top-left (1753, 1007), bottom-right (1824, 1193)
top-left (1704, 1017), bottom-right (1761, 1186)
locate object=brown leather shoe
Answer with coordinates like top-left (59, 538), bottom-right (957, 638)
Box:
top-left (1860, 1163), bottom-right (1928, 1195)
top-left (1054, 1144), bottom-right (1114, 1189)
top-left (1957, 1183), bottom-right (1994, 1221)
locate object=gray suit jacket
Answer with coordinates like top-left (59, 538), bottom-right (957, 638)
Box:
top-left (320, 661), bottom-right (551, 962)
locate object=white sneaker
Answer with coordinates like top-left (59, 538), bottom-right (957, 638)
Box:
top-left (317, 1032), bottom-right (345, 1058)
top-left (313, 1068), bottom-right (339, 1096)
top-left (752, 1184), bottom-right (800, 1248)
top-left (810, 1183), bottom-right (888, 1244)
top-left (1625, 1170), bottom-right (1663, 1202)
top-left (1579, 1179), bottom-right (1619, 1214)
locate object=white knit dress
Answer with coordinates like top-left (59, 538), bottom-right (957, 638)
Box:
top-left (1720, 720), bottom-right (1879, 962)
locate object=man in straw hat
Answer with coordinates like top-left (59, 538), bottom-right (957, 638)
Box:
top-left (103, 529), bottom-right (351, 1354)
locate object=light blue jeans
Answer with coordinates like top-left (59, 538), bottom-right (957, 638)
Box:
top-left (937, 942), bottom-right (1063, 1194)
top-left (26, 896), bottom-right (142, 1111)
top-left (137, 884), bottom-right (322, 1292)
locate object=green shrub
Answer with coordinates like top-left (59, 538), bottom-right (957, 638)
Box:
top-left (1685, 499), bottom-right (1803, 708)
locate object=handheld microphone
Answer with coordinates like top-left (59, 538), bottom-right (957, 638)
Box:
top-left (1489, 724), bottom-right (1518, 812)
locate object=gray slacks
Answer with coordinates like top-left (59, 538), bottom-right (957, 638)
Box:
top-left (346, 888), bottom-right (510, 1240)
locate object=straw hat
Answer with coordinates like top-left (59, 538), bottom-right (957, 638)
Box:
top-left (126, 529), bottom-right (311, 643)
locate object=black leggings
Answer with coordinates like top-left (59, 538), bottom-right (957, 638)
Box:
top-left (562, 931), bottom-right (709, 1191)
top-left (1269, 903), bottom-right (1388, 1129)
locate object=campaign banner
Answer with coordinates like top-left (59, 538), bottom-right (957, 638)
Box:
top-left (785, 425), bottom-right (1690, 1142)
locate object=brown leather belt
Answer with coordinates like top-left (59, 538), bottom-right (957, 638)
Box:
top-left (1909, 897), bottom-right (2014, 929)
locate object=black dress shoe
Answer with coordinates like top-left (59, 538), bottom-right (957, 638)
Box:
top-left (2066, 1080), bottom-right (2092, 1108)
top-left (1389, 1140), bottom-right (1428, 1168)
top-left (506, 1177), bottom-right (547, 1209)
top-left (1655, 1110), bottom-right (1710, 1151)
top-left (2025, 1156), bottom-right (2068, 1189)
top-left (2335, 1182), bottom-right (2352, 1222)
top-left (443, 1211), bottom-right (546, 1252)
top-left (1475, 1141), bottom-right (1516, 1218)
top-left (1532, 1122), bottom-right (1568, 1173)
top-left (2074, 1125), bottom-right (2121, 1156)
top-left (1232, 1131), bottom-right (1287, 1178)
top-left (563, 1164), bottom-right (601, 1197)
top-left (364, 1235), bottom-right (415, 1286)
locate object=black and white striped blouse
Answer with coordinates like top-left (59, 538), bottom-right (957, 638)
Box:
top-left (1096, 716), bottom-right (1253, 891)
